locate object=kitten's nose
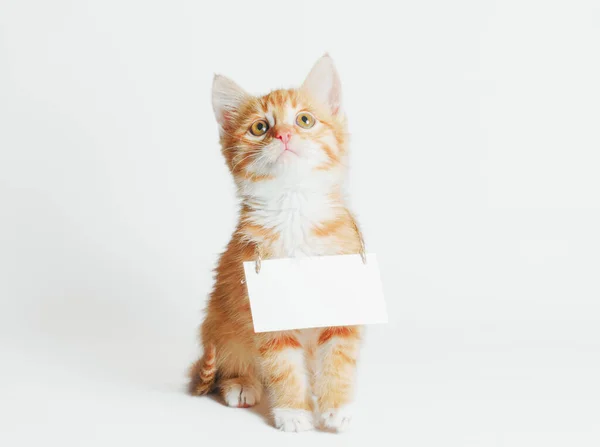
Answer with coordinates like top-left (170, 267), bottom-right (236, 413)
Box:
top-left (275, 130), bottom-right (291, 145)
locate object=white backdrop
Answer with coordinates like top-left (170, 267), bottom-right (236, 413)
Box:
top-left (1, 1), bottom-right (599, 446)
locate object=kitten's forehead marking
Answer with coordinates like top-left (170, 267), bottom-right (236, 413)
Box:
top-left (265, 111), bottom-right (275, 127)
top-left (283, 105), bottom-right (296, 125)
top-left (264, 103), bottom-right (297, 126)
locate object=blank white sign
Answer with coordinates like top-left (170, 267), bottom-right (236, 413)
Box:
top-left (243, 254), bottom-right (388, 333)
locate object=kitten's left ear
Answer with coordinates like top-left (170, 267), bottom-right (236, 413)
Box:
top-left (301, 54), bottom-right (343, 115)
top-left (212, 74), bottom-right (250, 129)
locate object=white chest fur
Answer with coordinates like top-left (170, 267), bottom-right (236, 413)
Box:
top-left (240, 171), bottom-right (344, 258)
top-left (247, 189), bottom-right (339, 257)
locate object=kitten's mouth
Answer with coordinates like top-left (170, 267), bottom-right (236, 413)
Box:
top-left (275, 145), bottom-right (299, 162)
top-left (281, 141), bottom-right (298, 155)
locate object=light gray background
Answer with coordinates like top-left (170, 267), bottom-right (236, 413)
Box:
top-left (1, 1), bottom-right (599, 446)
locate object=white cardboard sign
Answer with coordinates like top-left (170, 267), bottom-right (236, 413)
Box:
top-left (243, 253), bottom-right (387, 333)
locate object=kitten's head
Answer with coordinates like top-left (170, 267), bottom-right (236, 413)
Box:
top-left (212, 55), bottom-right (348, 185)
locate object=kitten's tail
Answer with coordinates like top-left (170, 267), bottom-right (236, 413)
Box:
top-left (188, 343), bottom-right (217, 396)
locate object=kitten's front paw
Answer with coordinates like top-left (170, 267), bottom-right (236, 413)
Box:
top-left (320, 405), bottom-right (353, 432)
top-left (272, 408), bottom-right (314, 432)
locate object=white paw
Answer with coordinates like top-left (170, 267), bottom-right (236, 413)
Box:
top-left (272, 408), bottom-right (314, 432)
top-left (223, 384), bottom-right (258, 408)
top-left (321, 405), bottom-right (353, 432)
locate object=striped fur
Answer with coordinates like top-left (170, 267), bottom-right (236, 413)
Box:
top-left (188, 55), bottom-right (364, 432)
top-left (188, 343), bottom-right (216, 396)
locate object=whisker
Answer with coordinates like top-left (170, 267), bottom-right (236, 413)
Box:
top-left (222, 145), bottom-right (248, 153)
top-left (218, 129), bottom-right (246, 141)
top-left (232, 151), bottom-right (262, 171)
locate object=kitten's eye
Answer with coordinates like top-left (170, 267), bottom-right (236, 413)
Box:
top-left (295, 112), bottom-right (316, 129)
top-left (249, 120), bottom-right (269, 136)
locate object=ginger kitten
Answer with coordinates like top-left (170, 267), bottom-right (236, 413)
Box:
top-left (188, 55), bottom-right (364, 432)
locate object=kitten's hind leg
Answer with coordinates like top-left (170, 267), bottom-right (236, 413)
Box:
top-left (218, 376), bottom-right (262, 408)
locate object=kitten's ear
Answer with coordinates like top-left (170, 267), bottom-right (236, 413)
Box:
top-left (301, 54), bottom-right (343, 115)
top-left (212, 74), bottom-right (249, 128)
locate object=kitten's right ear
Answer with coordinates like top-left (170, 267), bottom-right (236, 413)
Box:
top-left (301, 54), bottom-right (343, 115)
top-left (212, 74), bottom-right (249, 128)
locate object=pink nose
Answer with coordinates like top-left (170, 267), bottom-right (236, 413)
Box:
top-left (275, 131), bottom-right (291, 144)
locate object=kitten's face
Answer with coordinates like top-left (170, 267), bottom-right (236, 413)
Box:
top-left (212, 55), bottom-right (347, 183)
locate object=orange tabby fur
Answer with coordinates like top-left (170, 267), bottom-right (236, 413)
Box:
top-left (189, 55), bottom-right (363, 432)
